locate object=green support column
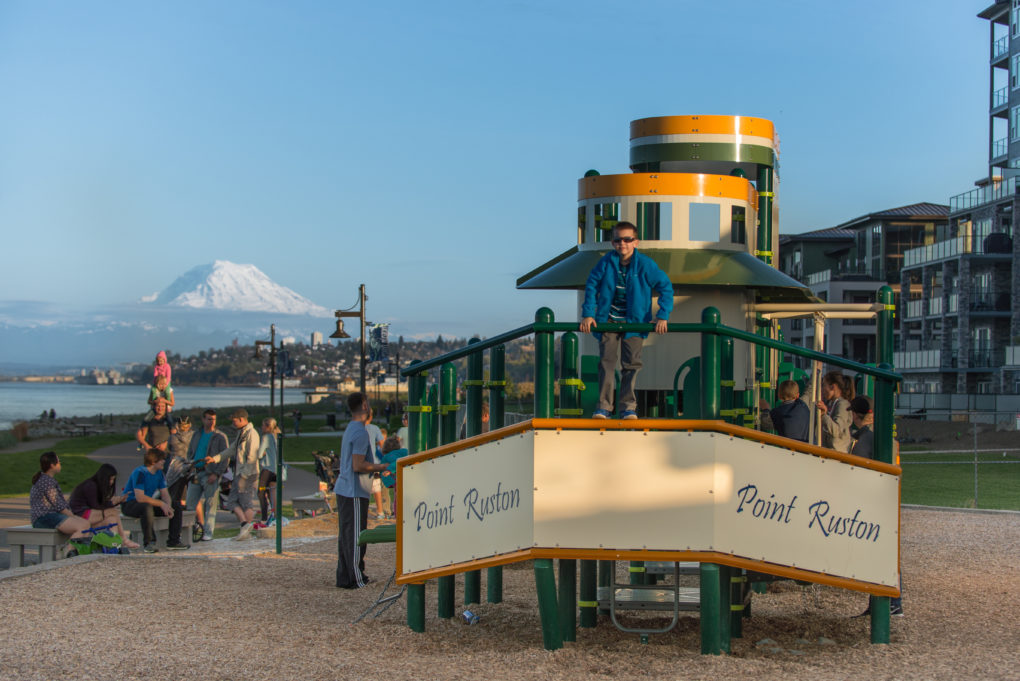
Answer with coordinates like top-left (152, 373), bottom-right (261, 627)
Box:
top-left (579, 559), bottom-right (597, 628)
top-left (700, 563), bottom-right (722, 655)
top-left (406, 362), bottom-right (428, 632)
top-left (534, 308), bottom-right (561, 649)
top-left (718, 565), bottom-right (732, 653)
top-left (701, 307), bottom-right (721, 420)
top-left (597, 560), bottom-right (612, 616)
top-left (463, 337), bottom-right (483, 605)
top-left (437, 363), bottom-right (458, 619)
top-left (730, 572), bottom-right (746, 638)
top-left (558, 559), bottom-right (577, 642)
top-left (407, 583), bottom-right (426, 632)
top-left (756, 165), bottom-right (774, 266)
top-left (487, 344), bottom-right (506, 604)
top-left (870, 286), bottom-right (895, 644)
top-left (699, 309), bottom-right (727, 654)
top-left (721, 337), bottom-right (734, 424)
top-left (629, 561), bottom-right (646, 585)
top-left (427, 384), bottom-right (439, 450)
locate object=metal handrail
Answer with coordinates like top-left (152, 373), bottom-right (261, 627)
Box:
top-left (401, 319), bottom-right (902, 383)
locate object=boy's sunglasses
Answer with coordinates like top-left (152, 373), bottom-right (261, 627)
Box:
top-left (612, 236), bottom-right (636, 244)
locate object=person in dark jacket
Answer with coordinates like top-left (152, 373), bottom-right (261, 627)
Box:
top-left (69, 463), bottom-right (140, 549)
top-left (760, 380), bottom-right (810, 442)
top-left (580, 221), bottom-right (673, 419)
top-left (849, 395), bottom-right (875, 459)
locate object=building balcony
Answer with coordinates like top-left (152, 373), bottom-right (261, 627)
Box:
top-left (968, 290), bottom-right (1011, 312)
top-left (967, 348), bottom-right (1004, 368)
top-left (893, 349), bottom-right (941, 370)
top-left (904, 298), bottom-right (924, 319)
top-left (903, 233), bottom-right (1013, 268)
top-left (993, 35), bottom-right (1009, 62)
top-left (992, 137), bottom-right (1009, 161)
top-left (806, 269), bottom-right (830, 285)
top-left (993, 86), bottom-right (1009, 111)
top-left (949, 176), bottom-right (1015, 213)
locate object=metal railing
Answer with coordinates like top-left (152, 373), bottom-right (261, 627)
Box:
top-left (993, 35), bottom-right (1009, 60)
top-left (949, 174), bottom-right (1015, 216)
top-left (904, 299), bottom-right (924, 319)
top-left (902, 234), bottom-right (999, 268)
top-left (893, 349), bottom-right (941, 370)
top-left (993, 85), bottom-right (1009, 108)
top-left (992, 137), bottom-right (1009, 160)
top-left (806, 269), bottom-right (831, 285)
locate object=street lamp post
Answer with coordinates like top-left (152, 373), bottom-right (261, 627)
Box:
top-left (254, 325), bottom-right (283, 555)
top-left (331, 283), bottom-right (368, 395)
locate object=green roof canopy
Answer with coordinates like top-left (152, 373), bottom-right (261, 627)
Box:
top-left (517, 247), bottom-right (816, 303)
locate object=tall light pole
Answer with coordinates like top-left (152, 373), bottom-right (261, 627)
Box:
top-left (331, 283), bottom-right (367, 395)
top-left (254, 324), bottom-right (283, 555)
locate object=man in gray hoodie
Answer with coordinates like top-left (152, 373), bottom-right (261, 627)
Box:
top-left (206, 408), bottom-right (260, 540)
top-left (185, 409), bottom-right (230, 540)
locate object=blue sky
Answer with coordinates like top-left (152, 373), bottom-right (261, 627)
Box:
top-left (0, 1), bottom-right (990, 340)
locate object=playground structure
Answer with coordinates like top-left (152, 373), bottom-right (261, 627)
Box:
top-left (389, 115), bottom-right (902, 654)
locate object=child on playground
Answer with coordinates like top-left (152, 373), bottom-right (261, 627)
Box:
top-left (759, 380), bottom-right (810, 442)
top-left (580, 221), bottom-right (673, 419)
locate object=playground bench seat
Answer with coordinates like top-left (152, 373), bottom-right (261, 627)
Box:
top-left (292, 494), bottom-right (332, 517)
top-left (121, 511), bottom-right (195, 549)
top-left (3, 525), bottom-right (70, 569)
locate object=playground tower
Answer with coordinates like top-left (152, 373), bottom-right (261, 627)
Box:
top-left (517, 115), bottom-right (810, 407)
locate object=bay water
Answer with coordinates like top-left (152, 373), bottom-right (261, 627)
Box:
top-left (0, 382), bottom-right (302, 430)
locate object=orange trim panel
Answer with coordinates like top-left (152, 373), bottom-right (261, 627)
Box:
top-left (630, 115), bottom-right (776, 140)
top-left (577, 173), bottom-right (757, 205)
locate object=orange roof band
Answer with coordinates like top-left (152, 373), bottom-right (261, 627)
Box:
top-left (578, 173), bottom-right (758, 208)
top-left (630, 115), bottom-right (776, 140)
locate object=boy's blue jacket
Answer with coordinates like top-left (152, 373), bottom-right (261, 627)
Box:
top-left (581, 249), bottom-right (673, 339)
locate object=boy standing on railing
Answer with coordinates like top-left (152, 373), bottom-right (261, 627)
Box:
top-left (580, 221), bottom-right (673, 419)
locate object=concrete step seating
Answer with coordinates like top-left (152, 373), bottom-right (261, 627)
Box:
top-left (121, 511), bottom-right (196, 548)
top-left (3, 526), bottom-right (70, 569)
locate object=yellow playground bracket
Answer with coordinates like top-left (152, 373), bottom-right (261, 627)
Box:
top-left (396, 419), bottom-right (901, 597)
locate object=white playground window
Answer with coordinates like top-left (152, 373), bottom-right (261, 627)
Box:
top-left (689, 203), bottom-right (720, 242)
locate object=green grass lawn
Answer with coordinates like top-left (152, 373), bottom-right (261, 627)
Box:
top-left (0, 435), bottom-right (133, 497)
top-left (900, 450), bottom-right (1020, 510)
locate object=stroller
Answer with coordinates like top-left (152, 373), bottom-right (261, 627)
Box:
top-left (313, 450), bottom-right (338, 490)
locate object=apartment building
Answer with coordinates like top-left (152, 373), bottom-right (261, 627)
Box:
top-left (780, 204), bottom-right (948, 366)
top-left (895, 2), bottom-right (1020, 395)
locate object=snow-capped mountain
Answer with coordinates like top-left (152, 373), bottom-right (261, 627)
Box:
top-left (140, 261), bottom-right (330, 317)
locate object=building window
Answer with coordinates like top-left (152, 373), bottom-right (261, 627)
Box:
top-left (637, 202), bottom-right (667, 241)
top-left (1014, 54), bottom-right (1020, 89)
top-left (1014, 0), bottom-right (1020, 37)
top-left (730, 206), bottom-right (746, 245)
top-left (594, 202), bottom-right (619, 242)
top-left (689, 203), bottom-right (720, 242)
top-left (1011, 106), bottom-right (1020, 141)
top-left (577, 206), bottom-right (586, 244)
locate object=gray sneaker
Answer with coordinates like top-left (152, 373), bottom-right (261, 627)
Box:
top-left (143, 544), bottom-right (158, 554)
top-left (234, 522), bottom-right (253, 541)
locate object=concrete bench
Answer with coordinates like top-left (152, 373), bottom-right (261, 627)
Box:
top-left (292, 494), bottom-right (332, 517)
top-left (3, 526), bottom-right (70, 568)
top-left (121, 511), bottom-right (196, 548)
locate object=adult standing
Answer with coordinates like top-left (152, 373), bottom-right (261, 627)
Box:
top-left (206, 409), bottom-right (260, 540)
top-left (29, 452), bottom-right (89, 540)
top-left (816, 371), bottom-right (855, 453)
top-left (335, 392), bottom-right (390, 589)
top-left (162, 416), bottom-right (194, 549)
top-left (185, 409), bottom-right (229, 541)
top-left (136, 398), bottom-right (175, 453)
top-left (257, 417), bottom-right (281, 522)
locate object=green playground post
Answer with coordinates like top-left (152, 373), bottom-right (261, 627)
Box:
top-left (597, 560), bottom-right (612, 616)
top-left (558, 559), bottom-right (577, 642)
top-left (406, 361), bottom-right (428, 632)
top-left (487, 344), bottom-right (506, 604)
top-left (730, 572), bottom-right (746, 638)
top-left (437, 362), bottom-right (457, 619)
top-left (700, 311), bottom-right (726, 654)
top-left (579, 560), bottom-right (597, 628)
top-left (534, 308), bottom-right (562, 650)
top-left (464, 337), bottom-right (483, 605)
top-left (870, 286), bottom-right (896, 644)
top-left (700, 563), bottom-right (722, 655)
top-left (427, 384), bottom-right (439, 450)
top-left (721, 337), bottom-right (734, 424)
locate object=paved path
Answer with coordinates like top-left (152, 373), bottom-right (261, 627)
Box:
top-left (0, 440), bottom-right (326, 569)
top-left (0, 437), bottom-right (63, 454)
